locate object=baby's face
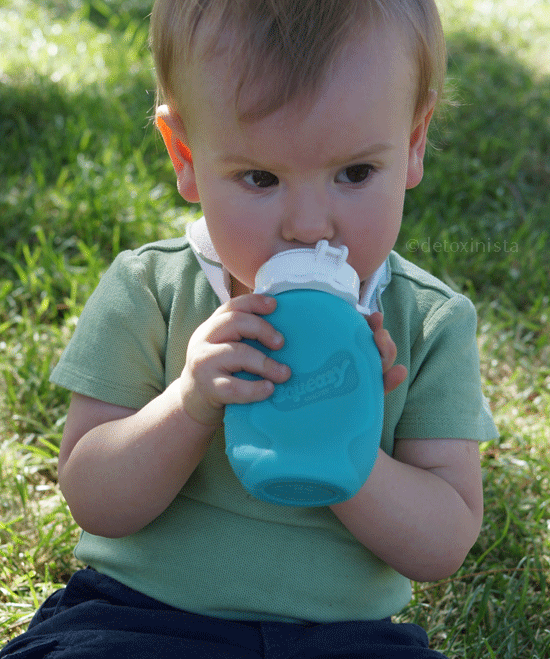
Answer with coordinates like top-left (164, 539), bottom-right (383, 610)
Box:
top-left (183, 24), bottom-right (427, 294)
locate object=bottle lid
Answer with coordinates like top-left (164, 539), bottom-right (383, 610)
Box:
top-left (254, 240), bottom-right (360, 305)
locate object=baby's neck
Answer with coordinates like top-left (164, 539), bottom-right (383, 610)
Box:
top-left (230, 275), bottom-right (253, 298)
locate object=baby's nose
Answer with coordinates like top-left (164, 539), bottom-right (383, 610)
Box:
top-left (281, 189), bottom-right (335, 245)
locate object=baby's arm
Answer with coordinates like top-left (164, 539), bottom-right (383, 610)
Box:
top-left (330, 438), bottom-right (483, 582)
top-left (58, 294), bottom-right (290, 539)
top-left (329, 312), bottom-right (483, 582)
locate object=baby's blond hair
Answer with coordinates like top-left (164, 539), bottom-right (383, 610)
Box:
top-left (150, 0), bottom-right (446, 124)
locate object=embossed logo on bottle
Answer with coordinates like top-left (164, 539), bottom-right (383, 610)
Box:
top-left (271, 350), bottom-right (359, 411)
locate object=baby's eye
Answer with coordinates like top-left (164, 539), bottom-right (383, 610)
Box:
top-left (335, 164), bottom-right (375, 185)
top-left (242, 170), bottom-right (279, 189)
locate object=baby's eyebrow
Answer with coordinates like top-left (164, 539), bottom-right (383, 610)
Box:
top-left (327, 143), bottom-right (394, 167)
top-left (220, 155), bottom-right (268, 168)
top-left (219, 143), bottom-right (394, 171)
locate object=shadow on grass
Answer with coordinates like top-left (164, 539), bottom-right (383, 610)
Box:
top-left (1, 68), bottom-right (181, 270)
top-left (400, 32), bottom-right (550, 312)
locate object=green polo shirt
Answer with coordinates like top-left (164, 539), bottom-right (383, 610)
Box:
top-left (50, 237), bottom-right (497, 623)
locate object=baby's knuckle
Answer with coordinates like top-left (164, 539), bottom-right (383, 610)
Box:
top-left (215, 377), bottom-right (241, 401)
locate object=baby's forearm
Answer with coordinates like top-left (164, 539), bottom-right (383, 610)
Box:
top-left (330, 447), bottom-right (483, 582)
top-left (58, 381), bottom-right (216, 538)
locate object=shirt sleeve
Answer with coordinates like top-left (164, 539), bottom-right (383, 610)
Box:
top-left (394, 293), bottom-right (498, 441)
top-left (50, 250), bottom-right (168, 410)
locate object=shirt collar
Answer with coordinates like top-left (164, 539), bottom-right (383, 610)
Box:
top-left (186, 216), bottom-right (391, 314)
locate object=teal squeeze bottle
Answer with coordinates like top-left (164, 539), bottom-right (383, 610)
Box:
top-left (224, 240), bottom-right (384, 507)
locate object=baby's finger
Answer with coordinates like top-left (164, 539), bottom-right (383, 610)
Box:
top-left (211, 345), bottom-right (290, 404)
top-left (365, 312), bottom-right (408, 393)
top-left (208, 307), bottom-right (284, 352)
top-left (366, 311), bottom-right (384, 334)
top-left (217, 341), bottom-right (291, 384)
top-left (216, 293), bottom-right (277, 317)
top-left (367, 313), bottom-right (395, 373)
top-left (378, 329), bottom-right (397, 374)
top-left (383, 364), bottom-right (408, 395)
top-left (366, 312), bottom-right (393, 369)
top-left (214, 374), bottom-right (276, 406)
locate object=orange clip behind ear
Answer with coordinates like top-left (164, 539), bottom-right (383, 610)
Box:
top-left (156, 113), bottom-right (193, 174)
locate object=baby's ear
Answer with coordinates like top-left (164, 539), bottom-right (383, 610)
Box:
top-left (155, 105), bottom-right (199, 202)
top-left (405, 91), bottom-right (436, 190)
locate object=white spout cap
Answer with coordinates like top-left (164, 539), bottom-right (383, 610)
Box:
top-left (254, 240), bottom-right (360, 306)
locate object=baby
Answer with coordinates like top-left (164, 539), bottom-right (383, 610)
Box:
top-left (1, 1), bottom-right (498, 657)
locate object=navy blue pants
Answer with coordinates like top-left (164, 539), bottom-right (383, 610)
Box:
top-left (1, 569), bottom-right (448, 658)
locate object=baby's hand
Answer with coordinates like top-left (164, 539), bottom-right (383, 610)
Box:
top-left (366, 312), bottom-right (408, 395)
top-left (179, 295), bottom-right (291, 427)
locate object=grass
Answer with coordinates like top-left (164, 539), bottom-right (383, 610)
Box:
top-left (1, 0), bottom-right (549, 655)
